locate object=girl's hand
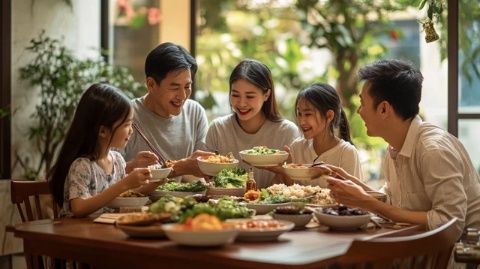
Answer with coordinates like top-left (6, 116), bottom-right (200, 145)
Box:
top-left (133, 151), bottom-right (158, 168)
top-left (123, 167), bottom-right (151, 190)
top-left (283, 145), bottom-right (292, 163)
top-left (326, 177), bottom-right (375, 209)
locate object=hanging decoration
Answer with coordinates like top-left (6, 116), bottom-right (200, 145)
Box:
top-left (418, 0), bottom-right (444, 43)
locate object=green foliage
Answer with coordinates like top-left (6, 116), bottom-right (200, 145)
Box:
top-left (17, 31), bottom-right (145, 180)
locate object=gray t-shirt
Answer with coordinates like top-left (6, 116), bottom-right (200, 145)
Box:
top-left (61, 150), bottom-right (126, 217)
top-left (124, 97), bottom-right (209, 162)
top-left (206, 114), bottom-right (300, 188)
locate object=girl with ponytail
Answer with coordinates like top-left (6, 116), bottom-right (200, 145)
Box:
top-left (284, 82), bottom-right (363, 186)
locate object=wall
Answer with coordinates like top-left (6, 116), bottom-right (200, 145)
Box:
top-left (11, 0), bottom-right (100, 178)
top-left (1, 0), bottom-right (100, 263)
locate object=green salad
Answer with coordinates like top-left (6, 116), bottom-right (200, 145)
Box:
top-left (213, 168), bottom-right (248, 188)
top-left (148, 195), bottom-right (251, 222)
top-left (157, 181), bottom-right (207, 192)
top-left (244, 146), bottom-right (279, 155)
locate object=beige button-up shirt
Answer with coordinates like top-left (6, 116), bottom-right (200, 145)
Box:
top-left (383, 116), bottom-right (480, 235)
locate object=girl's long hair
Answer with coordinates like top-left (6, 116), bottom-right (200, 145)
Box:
top-left (229, 59), bottom-right (282, 122)
top-left (48, 83), bottom-right (131, 206)
top-left (295, 82), bottom-right (353, 145)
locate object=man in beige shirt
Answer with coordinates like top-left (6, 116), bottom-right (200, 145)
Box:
top-left (325, 59), bottom-right (480, 236)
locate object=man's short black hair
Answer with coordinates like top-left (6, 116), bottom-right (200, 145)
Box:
top-left (358, 59), bottom-right (423, 120)
top-left (145, 42), bottom-right (197, 83)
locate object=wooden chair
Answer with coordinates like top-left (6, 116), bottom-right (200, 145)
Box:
top-left (9, 180), bottom-right (59, 269)
top-left (10, 180), bottom-right (58, 222)
top-left (332, 218), bottom-right (459, 269)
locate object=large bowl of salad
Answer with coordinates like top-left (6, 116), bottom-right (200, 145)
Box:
top-left (207, 168), bottom-right (247, 198)
top-left (239, 146), bottom-right (289, 167)
top-left (150, 181), bottom-right (207, 201)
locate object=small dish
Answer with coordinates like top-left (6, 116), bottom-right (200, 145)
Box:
top-left (197, 157), bottom-right (239, 176)
top-left (272, 213), bottom-right (312, 228)
top-left (313, 207), bottom-right (371, 230)
top-left (148, 166), bottom-right (172, 181)
top-left (162, 224), bottom-right (238, 247)
top-left (245, 202), bottom-right (293, 215)
top-left (116, 223), bottom-right (166, 238)
top-left (227, 219), bottom-right (294, 242)
top-left (107, 197), bottom-right (149, 208)
top-left (282, 163), bottom-right (316, 181)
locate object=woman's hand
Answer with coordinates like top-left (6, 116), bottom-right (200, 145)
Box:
top-left (123, 167), bottom-right (152, 190)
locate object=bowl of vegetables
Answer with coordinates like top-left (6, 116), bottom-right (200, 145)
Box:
top-left (207, 168), bottom-right (247, 198)
top-left (150, 181), bottom-right (207, 201)
top-left (239, 146), bottom-right (289, 167)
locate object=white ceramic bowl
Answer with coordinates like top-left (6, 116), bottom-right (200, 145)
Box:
top-left (239, 150), bottom-right (289, 167)
top-left (282, 164), bottom-right (316, 180)
top-left (149, 190), bottom-right (207, 201)
top-left (162, 224), bottom-right (238, 247)
top-left (148, 166), bottom-right (172, 181)
top-left (245, 202), bottom-right (292, 215)
top-left (314, 209), bottom-right (371, 230)
top-left (107, 197), bottom-right (149, 208)
top-left (272, 213), bottom-right (313, 228)
top-left (197, 157), bottom-right (239, 176)
top-left (207, 187), bottom-right (245, 198)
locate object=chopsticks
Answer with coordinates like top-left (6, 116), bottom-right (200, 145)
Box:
top-left (132, 122), bottom-right (167, 166)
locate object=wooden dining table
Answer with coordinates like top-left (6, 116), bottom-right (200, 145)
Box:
top-left (14, 218), bottom-right (421, 269)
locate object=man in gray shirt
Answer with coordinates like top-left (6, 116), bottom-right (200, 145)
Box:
top-left (124, 42), bottom-right (213, 177)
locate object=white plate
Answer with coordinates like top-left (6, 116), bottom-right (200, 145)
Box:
top-left (107, 197), bottom-right (149, 208)
top-left (162, 224), bottom-right (238, 247)
top-left (116, 223), bottom-right (165, 238)
top-left (246, 202), bottom-right (293, 215)
top-left (150, 190), bottom-right (206, 201)
top-left (313, 210), bottom-right (371, 230)
top-left (227, 219), bottom-right (294, 242)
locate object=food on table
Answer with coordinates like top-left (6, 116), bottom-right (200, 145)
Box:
top-left (116, 212), bottom-right (170, 226)
top-left (311, 189), bottom-right (336, 206)
top-left (119, 190), bottom-right (146, 197)
top-left (244, 190), bottom-right (261, 202)
top-left (179, 213), bottom-right (224, 231)
top-left (213, 168), bottom-right (248, 188)
top-left (284, 163), bottom-right (309, 169)
top-left (200, 153), bottom-right (236, 164)
top-left (157, 181), bottom-right (207, 192)
top-left (228, 219), bottom-right (284, 230)
top-left (266, 184), bottom-right (322, 199)
top-left (244, 146), bottom-right (279, 155)
top-left (322, 205), bottom-right (368, 216)
top-left (148, 163), bottom-right (163, 170)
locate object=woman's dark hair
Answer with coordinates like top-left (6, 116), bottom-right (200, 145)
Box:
top-left (295, 82), bottom-right (353, 144)
top-left (358, 59), bottom-right (423, 120)
top-left (49, 83), bottom-right (132, 206)
top-left (229, 59), bottom-right (281, 122)
top-left (145, 42), bottom-right (197, 83)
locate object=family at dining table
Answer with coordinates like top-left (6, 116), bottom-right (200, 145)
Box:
top-left (48, 41), bottom-right (480, 239)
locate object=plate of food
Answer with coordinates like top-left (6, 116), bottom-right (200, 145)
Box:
top-left (207, 168), bottom-right (248, 198)
top-left (239, 146), bottom-right (289, 167)
top-left (197, 154), bottom-right (239, 176)
top-left (150, 181), bottom-right (207, 200)
top-left (313, 205), bottom-right (371, 230)
top-left (226, 219), bottom-right (294, 242)
top-left (107, 190), bottom-right (150, 208)
top-left (162, 214), bottom-right (238, 247)
top-left (272, 205), bottom-right (313, 228)
top-left (245, 202), bottom-right (293, 215)
top-left (115, 212), bottom-right (172, 238)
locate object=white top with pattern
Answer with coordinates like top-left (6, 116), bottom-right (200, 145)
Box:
top-left (60, 150), bottom-right (126, 217)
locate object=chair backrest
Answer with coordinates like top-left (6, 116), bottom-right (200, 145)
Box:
top-left (335, 218), bottom-right (459, 269)
top-left (10, 180), bottom-right (58, 222)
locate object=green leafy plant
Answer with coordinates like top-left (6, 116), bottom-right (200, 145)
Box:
top-left (16, 31), bottom-right (145, 180)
